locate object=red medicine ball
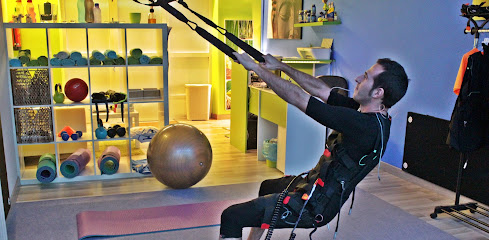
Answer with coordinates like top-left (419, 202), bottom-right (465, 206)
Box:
top-left (64, 78), bottom-right (88, 102)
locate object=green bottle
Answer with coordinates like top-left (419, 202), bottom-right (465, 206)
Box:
top-left (77, 0), bottom-right (85, 23)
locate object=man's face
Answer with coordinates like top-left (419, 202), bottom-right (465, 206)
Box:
top-left (353, 63), bottom-right (384, 105)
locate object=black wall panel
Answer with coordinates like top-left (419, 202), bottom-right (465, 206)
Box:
top-left (402, 112), bottom-right (489, 206)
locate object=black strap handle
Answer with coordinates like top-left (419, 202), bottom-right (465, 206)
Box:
top-left (225, 32), bottom-right (265, 62)
top-left (195, 27), bottom-right (238, 61)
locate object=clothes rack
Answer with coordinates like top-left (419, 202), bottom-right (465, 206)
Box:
top-left (430, 5), bottom-right (489, 234)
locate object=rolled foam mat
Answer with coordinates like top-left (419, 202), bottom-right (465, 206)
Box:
top-left (36, 153), bottom-right (57, 183)
top-left (60, 148), bottom-right (91, 178)
top-left (97, 146), bottom-right (120, 175)
top-left (139, 54), bottom-right (150, 64)
top-left (104, 50), bottom-right (117, 60)
top-left (76, 199), bottom-right (244, 239)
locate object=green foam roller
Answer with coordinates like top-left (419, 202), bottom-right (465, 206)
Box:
top-left (128, 56), bottom-right (139, 65)
top-left (37, 56), bottom-right (49, 66)
top-left (18, 56), bottom-right (30, 64)
top-left (103, 57), bottom-right (114, 66)
top-left (130, 48), bottom-right (143, 59)
top-left (149, 57), bottom-right (163, 64)
top-left (18, 49), bottom-right (31, 58)
top-left (25, 60), bottom-right (39, 66)
top-left (89, 57), bottom-right (102, 65)
top-left (36, 153), bottom-right (57, 183)
top-left (91, 50), bottom-right (106, 61)
top-left (114, 56), bottom-right (125, 65)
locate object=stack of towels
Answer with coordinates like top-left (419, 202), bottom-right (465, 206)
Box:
top-left (50, 51), bottom-right (88, 66)
top-left (90, 50), bottom-right (125, 66)
top-left (9, 49), bottom-right (49, 67)
top-left (128, 48), bottom-right (163, 65)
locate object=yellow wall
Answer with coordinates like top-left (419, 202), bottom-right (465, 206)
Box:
top-left (210, 0), bottom-right (261, 117)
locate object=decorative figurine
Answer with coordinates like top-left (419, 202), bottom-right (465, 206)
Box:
top-left (318, 12), bottom-right (326, 22)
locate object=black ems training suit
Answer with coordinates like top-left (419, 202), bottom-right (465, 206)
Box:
top-left (220, 91), bottom-right (391, 238)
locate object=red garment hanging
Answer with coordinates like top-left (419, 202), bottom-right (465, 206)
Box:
top-left (454, 48), bottom-right (480, 95)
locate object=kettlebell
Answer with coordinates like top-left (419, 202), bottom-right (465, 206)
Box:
top-left (95, 126), bottom-right (107, 139)
top-left (53, 83), bottom-right (65, 104)
top-left (95, 119), bottom-right (107, 139)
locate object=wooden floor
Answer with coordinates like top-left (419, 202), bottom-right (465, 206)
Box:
top-left (14, 119), bottom-right (489, 239)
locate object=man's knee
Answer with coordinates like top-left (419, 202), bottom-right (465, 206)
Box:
top-left (221, 206), bottom-right (236, 223)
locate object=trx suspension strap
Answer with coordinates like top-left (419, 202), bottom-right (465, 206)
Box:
top-left (132, 0), bottom-right (265, 63)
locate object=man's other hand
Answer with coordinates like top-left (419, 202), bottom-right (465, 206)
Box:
top-left (261, 54), bottom-right (282, 70)
top-left (233, 52), bottom-right (258, 71)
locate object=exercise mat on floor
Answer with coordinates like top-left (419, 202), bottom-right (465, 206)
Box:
top-left (76, 199), bottom-right (244, 239)
top-left (36, 153), bottom-right (57, 183)
top-left (97, 146), bottom-right (120, 175)
top-left (60, 148), bottom-right (91, 178)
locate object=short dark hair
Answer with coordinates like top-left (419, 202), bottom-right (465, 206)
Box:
top-left (370, 58), bottom-right (409, 108)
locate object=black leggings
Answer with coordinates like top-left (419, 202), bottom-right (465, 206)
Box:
top-left (219, 176), bottom-right (306, 238)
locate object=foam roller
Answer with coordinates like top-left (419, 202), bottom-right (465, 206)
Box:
top-left (97, 146), bottom-right (121, 175)
top-left (60, 148), bottom-right (91, 178)
top-left (36, 153), bottom-right (56, 183)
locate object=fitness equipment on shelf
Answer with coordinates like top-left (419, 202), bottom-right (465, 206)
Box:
top-left (64, 78), bottom-right (88, 102)
top-left (95, 119), bottom-right (108, 139)
top-left (98, 146), bottom-right (121, 175)
top-left (107, 125), bottom-right (126, 138)
top-left (36, 153), bottom-right (57, 183)
top-left (92, 90), bottom-right (127, 123)
top-left (60, 148), bottom-right (91, 178)
top-left (53, 83), bottom-right (65, 103)
top-left (147, 123), bottom-right (212, 189)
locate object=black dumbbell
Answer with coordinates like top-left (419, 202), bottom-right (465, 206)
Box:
top-left (108, 125), bottom-right (126, 138)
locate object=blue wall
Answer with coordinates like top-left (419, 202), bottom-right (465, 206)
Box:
top-left (262, 0), bottom-right (477, 168)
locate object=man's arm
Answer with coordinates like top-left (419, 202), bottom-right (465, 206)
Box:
top-left (234, 53), bottom-right (310, 112)
top-left (262, 54), bottom-right (332, 102)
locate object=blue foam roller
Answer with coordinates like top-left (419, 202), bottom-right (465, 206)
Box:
top-left (36, 153), bottom-right (57, 183)
top-left (9, 59), bottom-right (22, 67)
top-left (76, 57), bottom-right (88, 66)
top-left (104, 50), bottom-right (117, 60)
top-left (50, 58), bottom-right (61, 66)
top-left (139, 55), bottom-right (150, 64)
top-left (61, 58), bottom-right (76, 66)
top-left (92, 51), bottom-right (106, 61)
top-left (70, 51), bottom-right (82, 61)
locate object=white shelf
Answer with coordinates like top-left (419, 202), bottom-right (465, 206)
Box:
top-left (7, 23), bottom-right (169, 185)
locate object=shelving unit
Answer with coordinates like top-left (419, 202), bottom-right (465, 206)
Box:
top-left (4, 23), bottom-right (169, 185)
top-left (294, 20), bottom-right (341, 27)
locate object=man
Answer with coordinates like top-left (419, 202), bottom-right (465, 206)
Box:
top-left (219, 53), bottom-right (409, 240)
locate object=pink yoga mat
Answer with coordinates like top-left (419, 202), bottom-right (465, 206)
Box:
top-left (76, 199), bottom-right (245, 239)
